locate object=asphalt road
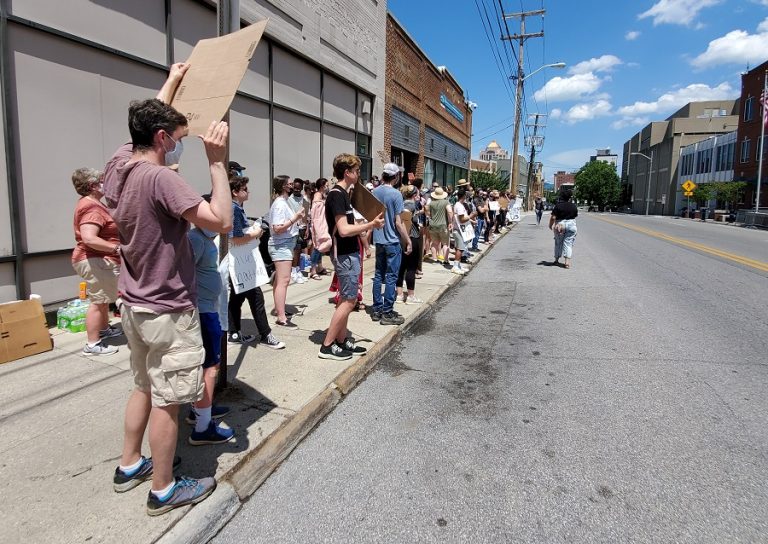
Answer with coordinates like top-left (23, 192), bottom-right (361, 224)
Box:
top-left (214, 214), bottom-right (768, 544)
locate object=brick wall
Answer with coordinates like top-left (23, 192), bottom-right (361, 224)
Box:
top-left (384, 14), bottom-right (472, 177)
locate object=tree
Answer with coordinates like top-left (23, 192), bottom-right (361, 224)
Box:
top-left (712, 181), bottom-right (746, 209)
top-left (469, 170), bottom-right (508, 192)
top-left (573, 161), bottom-right (620, 210)
top-left (692, 183), bottom-right (715, 205)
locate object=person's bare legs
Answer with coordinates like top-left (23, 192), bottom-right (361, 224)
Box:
top-left (86, 302), bottom-right (110, 343)
top-left (323, 298), bottom-right (356, 346)
top-left (196, 366), bottom-right (217, 410)
top-left (272, 260), bottom-right (292, 321)
top-left (148, 404), bottom-right (180, 490)
top-left (120, 388), bottom-right (151, 467)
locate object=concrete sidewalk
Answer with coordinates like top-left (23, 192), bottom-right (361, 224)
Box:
top-left (0, 226), bottom-right (515, 544)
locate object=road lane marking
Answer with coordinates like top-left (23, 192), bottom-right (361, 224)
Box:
top-left (595, 216), bottom-right (768, 273)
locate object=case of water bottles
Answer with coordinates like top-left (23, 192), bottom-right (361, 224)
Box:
top-left (57, 281), bottom-right (90, 333)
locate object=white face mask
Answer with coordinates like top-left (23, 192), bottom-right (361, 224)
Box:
top-left (163, 133), bottom-right (184, 166)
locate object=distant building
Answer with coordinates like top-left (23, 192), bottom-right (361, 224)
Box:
top-left (590, 148), bottom-right (618, 169)
top-left (622, 100), bottom-right (739, 215)
top-left (735, 60), bottom-right (768, 209)
top-left (554, 170), bottom-right (576, 191)
top-left (470, 159), bottom-right (496, 173)
top-left (497, 155), bottom-right (528, 194)
top-left (479, 140), bottom-right (509, 161)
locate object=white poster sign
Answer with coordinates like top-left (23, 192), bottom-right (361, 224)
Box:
top-left (227, 238), bottom-right (270, 294)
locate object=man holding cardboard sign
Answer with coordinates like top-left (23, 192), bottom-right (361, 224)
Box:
top-left (103, 63), bottom-right (233, 515)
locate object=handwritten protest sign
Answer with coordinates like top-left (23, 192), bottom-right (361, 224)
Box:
top-left (226, 238), bottom-right (270, 294)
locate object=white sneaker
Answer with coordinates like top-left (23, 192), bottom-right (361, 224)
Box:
top-left (451, 266), bottom-right (465, 275)
top-left (83, 341), bottom-right (118, 356)
top-left (405, 296), bottom-right (424, 304)
top-left (294, 274), bottom-right (307, 284)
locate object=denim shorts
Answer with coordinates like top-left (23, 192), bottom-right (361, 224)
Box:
top-left (268, 235), bottom-right (297, 262)
top-left (332, 252), bottom-right (361, 301)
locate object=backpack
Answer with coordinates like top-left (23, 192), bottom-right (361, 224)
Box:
top-left (310, 199), bottom-right (332, 253)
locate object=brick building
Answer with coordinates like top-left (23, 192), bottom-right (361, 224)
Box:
top-left (554, 171), bottom-right (576, 191)
top-left (384, 13), bottom-right (472, 187)
top-left (735, 60), bottom-right (768, 209)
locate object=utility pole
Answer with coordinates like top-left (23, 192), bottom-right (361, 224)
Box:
top-left (525, 113), bottom-right (545, 210)
top-left (216, 0), bottom-right (239, 393)
top-left (502, 8), bottom-right (544, 195)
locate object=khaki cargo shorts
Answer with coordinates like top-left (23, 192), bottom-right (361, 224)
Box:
top-left (429, 226), bottom-right (449, 245)
top-left (121, 305), bottom-right (205, 407)
top-left (72, 257), bottom-right (119, 304)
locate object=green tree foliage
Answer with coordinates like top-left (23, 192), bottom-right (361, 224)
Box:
top-left (573, 161), bottom-right (621, 210)
top-left (469, 170), bottom-right (508, 192)
top-left (712, 181), bottom-right (746, 208)
top-left (692, 183), bottom-right (715, 204)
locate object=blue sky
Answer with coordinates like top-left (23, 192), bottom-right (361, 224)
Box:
top-left (387, 0), bottom-right (768, 183)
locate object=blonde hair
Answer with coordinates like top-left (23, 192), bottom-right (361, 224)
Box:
top-left (332, 153), bottom-right (361, 180)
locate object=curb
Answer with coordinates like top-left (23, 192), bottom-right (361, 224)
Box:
top-left (155, 223), bottom-right (515, 543)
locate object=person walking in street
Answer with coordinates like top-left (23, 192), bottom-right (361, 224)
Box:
top-left (70, 167), bottom-right (123, 356)
top-left (319, 154), bottom-right (384, 360)
top-left (549, 187), bottom-right (578, 268)
top-left (103, 63), bottom-right (232, 515)
top-left (426, 186), bottom-right (450, 263)
top-left (268, 175), bottom-right (305, 327)
top-left (371, 163), bottom-right (411, 325)
top-left (535, 195), bottom-right (544, 225)
top-left (396, 185), bottom-right (424, 304)
top-left (227, 175), bottom-right (285, 349)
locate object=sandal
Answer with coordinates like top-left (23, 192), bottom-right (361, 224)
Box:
top-left (275, 319), bottom-right (297, 328)
top-left (310, 273), bottom-right (322, 280)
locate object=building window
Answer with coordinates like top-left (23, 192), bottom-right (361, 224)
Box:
top-left (741, 139), bottom-right (751, 163)
top-left (403, 125), bottom-right (410, 141)
top-left (424, 159), bottom-right (435, 186)
top-left (430, 138), bottom-right (435, 152)
top-left (443, 145), bottom-right (448, 157)
top-left (744, 96), bottom-right (754, 122)
top-left (696, 148), bottom-right (711, 174)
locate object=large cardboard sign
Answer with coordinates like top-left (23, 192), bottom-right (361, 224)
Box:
top-left (350, 183), bottom-right (385, 222)
top-left (171, 20), bottom-right (269, 135)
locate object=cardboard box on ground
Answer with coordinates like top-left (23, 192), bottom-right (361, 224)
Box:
top-left (0, 300), bottom-right (53, 364)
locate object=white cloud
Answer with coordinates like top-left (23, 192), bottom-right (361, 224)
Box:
top-left (691, 18), bottom-right (768, 67)
top-left (611, 117), bottom-right (650, 130)
top-left (568, 55), bottom-right (623, 75)
top-left (533, 72), bottom-right (602, 102)
top-left (625, 30), bottom-right (641, 40)
top-left (560, 99), bottom-right (613, 124)
top-left (638, 0), bottom-right (722, 27)
top-left (549, 108), bottom-right (562, 119)
top-left (616, 82), bottom-right (737, 117)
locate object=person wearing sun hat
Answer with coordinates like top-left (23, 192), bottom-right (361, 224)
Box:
top-left (426, 186), bottom-right (450, 264)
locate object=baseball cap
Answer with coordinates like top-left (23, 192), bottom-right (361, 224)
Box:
top-left (228, 160), bottom-right (246, 172)
top-left (382, 163), bottom-right (400, 176)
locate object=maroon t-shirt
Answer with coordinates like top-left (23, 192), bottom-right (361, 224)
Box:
top-left (103, 144), bottom-right (203, 313)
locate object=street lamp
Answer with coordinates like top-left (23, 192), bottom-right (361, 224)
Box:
top-left (631, 151), bottom-right (653, 216)
top-left (510, 62), bottom-right (566, 193)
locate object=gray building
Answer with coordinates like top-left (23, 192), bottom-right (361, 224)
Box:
top-left (497, 155), bottom-right (528, 194)
top-left (621, 100), bottom-right (739, 215)
top-left (1, 0), bottom-right (387, 304)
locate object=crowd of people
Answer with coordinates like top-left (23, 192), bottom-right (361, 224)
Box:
top-left (67, 63), bottom-right (533, 517)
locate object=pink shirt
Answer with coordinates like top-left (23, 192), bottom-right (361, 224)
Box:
top-left (103, 145), bottom-right (203, 313)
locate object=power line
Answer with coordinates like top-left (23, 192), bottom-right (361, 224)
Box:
top-left (473, 0), bottom-right (516, 102)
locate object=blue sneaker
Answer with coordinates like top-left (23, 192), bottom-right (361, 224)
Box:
top-left (146, 476), bottom-right (217, 516)
top-left (185, 405), bottom-right (231, 425)
top-left (113, 455), bottom-right (181, 493)
top-left (188, 420), bottom-right (235, 446)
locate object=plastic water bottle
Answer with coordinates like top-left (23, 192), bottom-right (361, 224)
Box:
top-left (300, 253), bottom-right (309, 272)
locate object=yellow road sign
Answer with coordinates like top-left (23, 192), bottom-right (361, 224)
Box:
top-left (683, 190), bottom-right (694, 196)
top-left (682, 180), bottom-right (697, 192)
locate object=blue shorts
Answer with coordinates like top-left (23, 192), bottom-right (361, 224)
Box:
top-left (199, 312), bottom-right (222, 369)
top-left (332, 252), bottom-right (361, 301)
